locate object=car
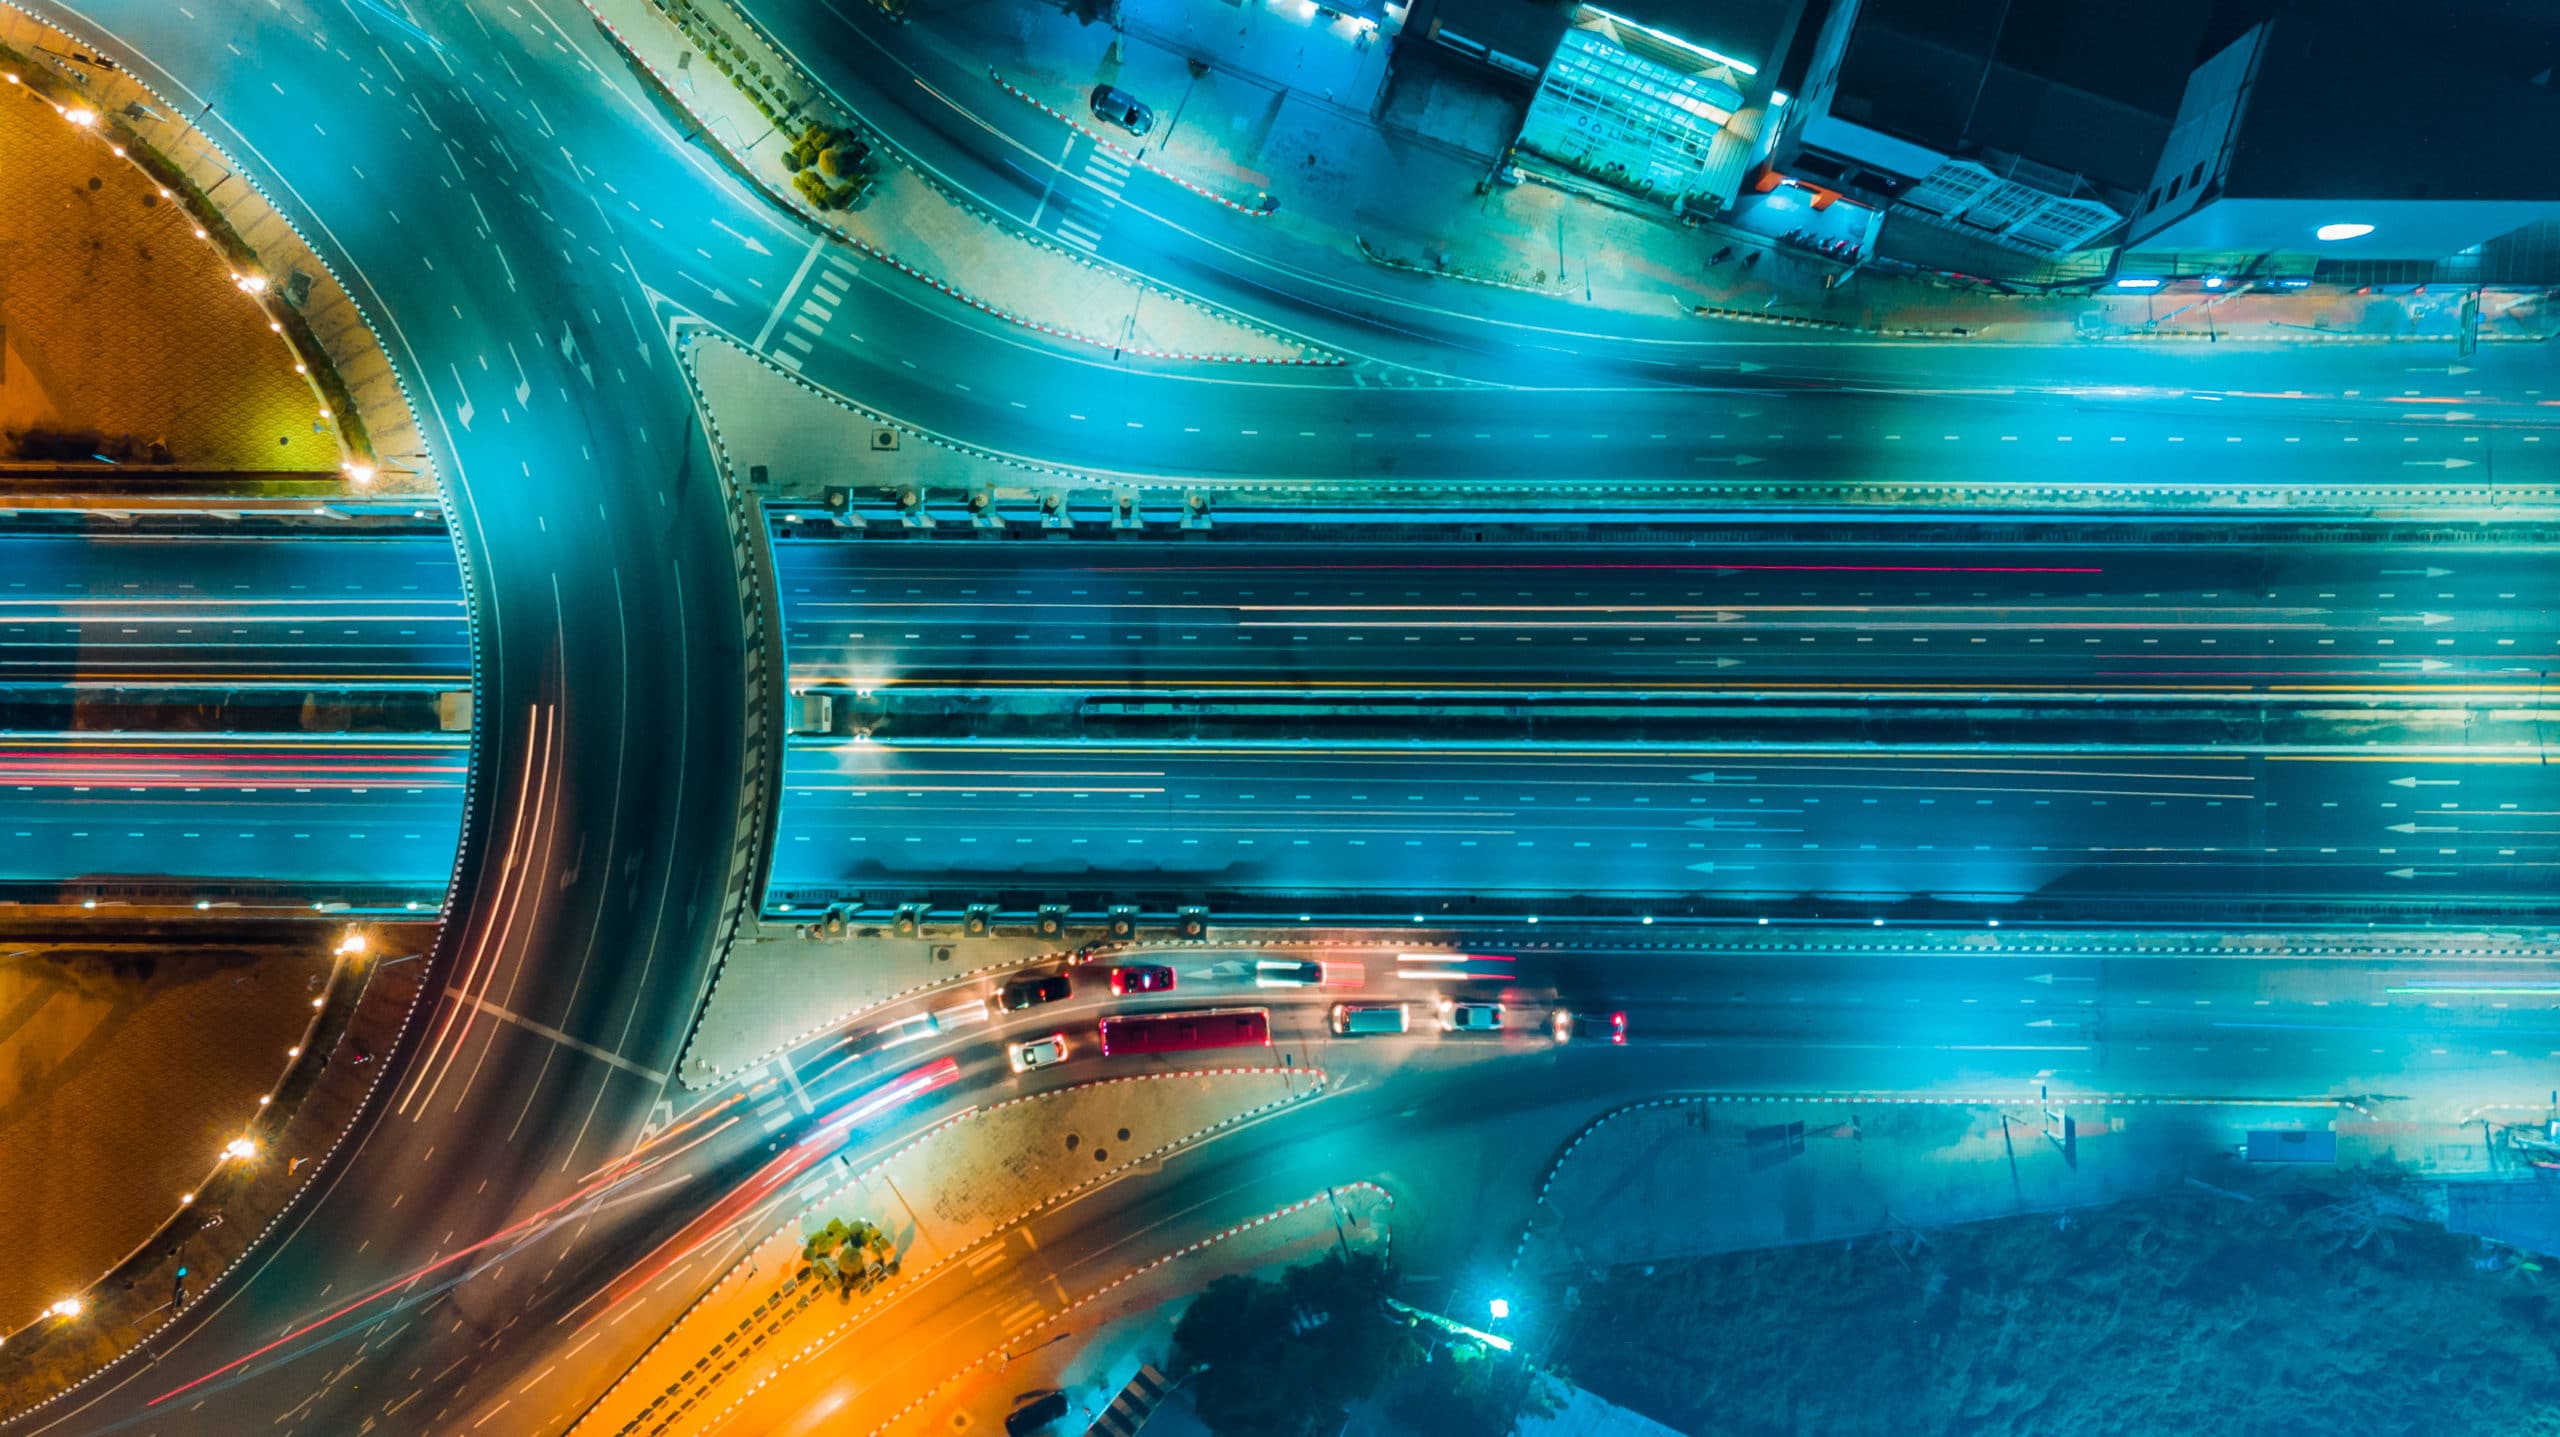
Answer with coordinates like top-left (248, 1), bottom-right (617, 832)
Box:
top-left (1549, 1008), bottom-right (1574, 1043)
top-left (1609, 1009), bottom-right (1628, 1045)
top-left (999, 972), bottom-right (1073, 1011)
top-left (1006, 1390), bottom-right (1071, 1436)
top-left (1331, 1002), bottom-right (1410, 1035)
top-left (1441, 1001), bottom-right (1504, 1033)
top-left (1109, 963), bottom-right (1177, 995)
top-left (1008, 1033), bottom-right (1069, 1073)
top-left (1254, 959), bottom-right (1325, 988)
top-left (1089, 84), bottom-right (1154, 135)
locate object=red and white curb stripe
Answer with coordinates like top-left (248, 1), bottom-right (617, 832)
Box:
top-left (989, 68), bottom-right (1275, 219)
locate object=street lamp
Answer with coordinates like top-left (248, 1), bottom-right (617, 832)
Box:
top-left (334, 927), bottom-right (370, 959)
top-left (223, 1137), bottom-right (258, 1163)
top-left (344, 462), bottom-right (376, 486)
top-left (1488, 1296), bottom-right (1510, 1321)
top-left (233, 271), bottom-right (269, 295)
top-left (45, 1298), bottom-right (82, 1320)
top-left (59, 104), bottom-right (96, 128)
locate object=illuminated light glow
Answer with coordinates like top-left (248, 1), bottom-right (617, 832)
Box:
top-left (60, 105), bottom-right (97, 127)
top-left (2203, 275), bottom-right (2226, 290)
top-left (344, 462), bottom-right (376, 485)
top-left (234, 272), bottom-right (269, 294)
top-left (2315, 222), bottom-right (2375, 241)
top-left (223, 1137), bottom-right (258, 1161)
top-left (1581, 6), bottom-right (1758, 74)
top-left (46, 1298), bottom-right (82, 1320)
top-left (2114, 277), bottom-right (2164, 290)
top-left (1490, 1297), bottom-right (1511, 1320)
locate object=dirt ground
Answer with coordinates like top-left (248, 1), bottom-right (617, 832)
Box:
top-left (0, 945), bottom-right (331, 1323)
top-left (1556, 1177), bottom-right (2560, 1437)
top-left (0, 83), bottom-right (333, 469)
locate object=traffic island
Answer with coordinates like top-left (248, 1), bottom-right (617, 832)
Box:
top-left (0, 5), bottom-right (433, 493)
top-left (0, 922), bottom-right (437, 1421)
top-left (573, 1065), bottom-right (1321, 1436)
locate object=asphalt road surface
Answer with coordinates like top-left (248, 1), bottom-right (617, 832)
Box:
top-left (0, 531), bottom-right (468, 687)
top-left (773, 521), bottom-right (2560, 697)
top-left (0, 733), bottom-right (466, 903)
top-left (13, 0), bottom-right (2556, 1431)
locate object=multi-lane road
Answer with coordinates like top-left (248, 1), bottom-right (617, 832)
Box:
top-left (10, 0), bottom-right (2559, 1431)
top-left (0, 528), bottom-right (470, 903)
top-left (764, 518), bottom-right (2560, 921)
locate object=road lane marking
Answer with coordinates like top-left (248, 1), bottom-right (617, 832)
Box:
top-left (439, 989), bottom-right (667, 1083)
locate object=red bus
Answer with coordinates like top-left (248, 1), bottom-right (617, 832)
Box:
top-left (1098, 1007), bottom-right (1272, 1057)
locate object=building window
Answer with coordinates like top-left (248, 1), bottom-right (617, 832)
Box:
top-left (2190, 161), bottom-right (2205, 188)
top-left (2167, 175), bottom-right (2181, 202)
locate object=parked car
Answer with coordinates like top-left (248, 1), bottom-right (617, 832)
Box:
top-left (1008, 1033), bottom-right (1070, 1073)
top-left (1089, 84), bottom-right (1154, 135)
top-left (1109, 963), bottom-right (1177, 995)
top-left (1000, 972), bottom-right (1073, 1011)
top-left (1441, 1001), bottom-right (1504, 1033)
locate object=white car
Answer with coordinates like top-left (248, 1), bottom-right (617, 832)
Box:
top-left (1441, 1002), bottom-right (1504, 1033)
top-left (1008, 1033), bottom-right (1069, 1073)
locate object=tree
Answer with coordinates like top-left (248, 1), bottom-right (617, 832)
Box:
top-left (1172, 1253), bottom-right (1416, 1437)
top-left (1385, 1341), bottom-right (1563, 1437)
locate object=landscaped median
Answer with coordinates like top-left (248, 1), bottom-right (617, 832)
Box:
top-left (579, 0), bottom-right (1330, 365)
top-left (0, 3), bottom-right (434, 492)
top-left (573, 1065), bottom-right (1322, 1437)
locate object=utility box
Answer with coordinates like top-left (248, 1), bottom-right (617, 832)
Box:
top-left (2244, 1129), bottom-right (2337, 1164)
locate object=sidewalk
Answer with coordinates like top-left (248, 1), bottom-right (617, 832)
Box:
top-left (1512, 1094), bottom-right (2497, 1281)
top-left (916, 0), bottom-right (2558, 344)
top-left (581, 0), bottom-right (1318, 362)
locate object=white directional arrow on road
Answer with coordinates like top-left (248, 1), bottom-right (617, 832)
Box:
top-left (1686, 861), bottom-right (1756, 873)
top-left (1687, 773), bottom-right (1758, 784)
top-left (710, 218), bottom-right (773, 255)
top-left (445, 362), bottom-right (475, 432)
top-left (505, 340), bottom-right (533, 407)
top-left (2401, 457), bottom-right (2476, 469)
top-left (2378, 659), bottom-right (2450, 672)
top-left (2024, 974), bottom-right (2096, 985)
top-left (1702, 360), bottom-right (1769, 374)
top-left (2406, 364), bottom-right (2474, 375)
top-left (2378, 613), bottom-right (2453, 626)
top-left (2386, 822), bottom-right (2457, 834)
top-left (678, 271), bottom-right (737, 306)
top-left (1692, 455), bottom-right (1765, 466)
top-left (2389, 776), bottom-right (2459, 788)
top-left (2386, 867), bottom-right (2456, 879)
top-left (2380, 567), bottom-right (2453, 579)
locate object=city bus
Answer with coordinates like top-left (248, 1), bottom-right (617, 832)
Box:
top-left (1097, 1007), bottom-right (1272, 1057)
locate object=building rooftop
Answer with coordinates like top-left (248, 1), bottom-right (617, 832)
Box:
top-left (1826, 0), bottom-right (2219, 195)
top-left (2215, 3), bottom-right (2560, 202)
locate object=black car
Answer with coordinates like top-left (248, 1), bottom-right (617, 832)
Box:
top-left (1000, 972), bottom-right (1074, 1011)
top-left (1089, 83), bottom-right (1154, 136)
top-left (1006, 1391), bottom-right (1070, 1436)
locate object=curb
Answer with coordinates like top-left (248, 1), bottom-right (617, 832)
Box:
top-left (1691, 302), bottom-right (1968, 339)
top-left (988, 68), bottom-right (1275, 219)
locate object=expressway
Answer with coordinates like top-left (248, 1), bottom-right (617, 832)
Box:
top-left (0, 530), bottom-right (469, 688)
top-left (0, 527), bottom-right (471, 903)
top-left (0, 733), bottom-right (466, 905)
top-left (4, 0), bottom-right (2550, 1432)
top-left (773, 521), bottom-right (2560, 697)
top-left (762, 518), bottom-right (2560, 920)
